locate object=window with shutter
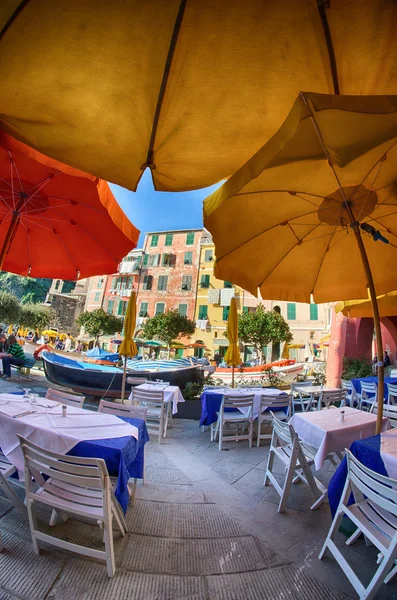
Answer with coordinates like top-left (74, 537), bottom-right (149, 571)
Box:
top-left (181, 275), bottom-right (192, 290)
top-left (198, 305), bottom-right (208, 319)
top-left (165, 234), bottom-right (173, 246)
top-left (151, 234), bottom-right (159, 247)
top-left (157, 276), bottom-right (168, 291)
top-left (142, 275), bottom-right (152, 290)
top-left (200, 274), bottom-right (210, 288)
top-left (184, 251), bottom-right (193, 264)
top-left (155, 303), bottom-right (165, 315)
top-left (139, 302), bottom-right (149, 317)
top-left (204, 249), bottom-right (213, 262)
top-left (178, 304), bottom-right (188, 316)
top-left (107, 300), bottom-right (114, 314)
top-left (224, 281), bottom-right (232, 288)
top-left (287, 303), bottom-right (296, 320)
top-left (222, 306), bottom-right (230, 321)
top-left (94, 292), bottom-right (100, 301)
top-left (186, 232), bottom-right (194, 245)
top-left (310, 304), bottom-right (318, 320)
top-left (143, 254), bottom-right (148, 266)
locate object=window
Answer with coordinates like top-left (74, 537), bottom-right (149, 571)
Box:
top-left (243, 306), bottom-right (249, 314)
top-left (178, 304), bottom-right (188, 316)
top-left (54, 279), bottom-right (60, 290)
top-left (310, 303), bottom-right (318, 320)
top-left (148, 253), bottom-right (160, 266)
top-left (162, 253), bottom-right (174, 267)
top-left (287, 303), bottom-right (296, 320)
top-left (97, 277), bottom-right (104, 289)
top-left (165, 233), bottom-right (173, 246)
top-left (158, 275), bottom-right (168, 291)
top-left (204, 249), bottom-right (213, 262)
top-left (181, 275), bottom-right (192, 290)
top-left (198, 305), bottom-right (208, 319)
top-left (222, 306), bottom-right (230, 321)
top-left (155, 302), bottom-right (165, 315)
top-left (94, 292), bottom-right (100, 302)
top-left (139, 302), bottom-right (149, 317)
top-left (117, 300), bottom-right (127, 316)
top-left (186, 232), bottom-right (194, 245)
top-left (143, 254), bottom-right (148, 266)
top-left (142, 275), bottom-right (152, 290)
top-left (224, 281), bottom-right (232, 288)
top-left (107, 300), bottom-right (114, 314)
top-left (150, 234), bottom-right (159, 247)
top-left (184, 251), bottom-right (193, 265)
top-left (200, 274), bottom-right (210, 288)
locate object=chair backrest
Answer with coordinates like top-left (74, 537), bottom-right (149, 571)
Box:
top-left (388, 384), bottom-right (397, 402)
top-left (17, 434), bottom-right (109, 502)
top-left (371, 402), bottom-right (397, 427)
top-left (223, 393), bottom-right (255, 410)
top-left (260, 393), bottom-right (291, 413)
top-left (270, 411), bottom-right (293, 444)
top-left (346, 449), bottom-right (397, 517)
top-left (341, 379), bottom-right (353, 392)
top-left (290, 382), bottom-right (312, 394)
top-left (45, 387), bottom-right (85, 408)
top-left (360, 381), bottom-right (377, 397)
top-left (132, 387), bottom-right (164, 406)
top-left (98, 400), bottom-right (147, 420)
top-left (320, 389), bottom-right (347, 407)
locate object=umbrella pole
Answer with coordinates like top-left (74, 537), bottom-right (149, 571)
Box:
top-left (121, 356), bottom-right (127, 404)
top-left (0, 198), bottom-right (24, 269)
top-left (351, 224), bottom-right (384, 434)
top-left (232, 366), bottom-right (235, 388)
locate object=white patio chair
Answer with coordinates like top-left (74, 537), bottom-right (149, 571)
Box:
top-left (98, 400), bottom-right (147, 495)
top-left (257, 394), bottom-right (291, 446)
top-left (319, 450), bottom-right (397, 600)
top-left (370, 402), bottom-right (397, 428)
top-left (132, 387), bottom-right (167, 443)
top-left (17, 434), bottom-right (126, 578)
top-left (214, 393), bottom-right (255, 451)
top-left (290, 381), bottom-right (314, 413)
top-left (359, 381), bottom-right (377, 411)
top-left (264, 413), bottom-right (327, 513)
top-left (341, 379), bottom-right (360, 408)
top-left (0, 450), bottom-right (26, 514)
top-left (317, 389), bottom-right (348, 410)
top-left (388, 384), bottom-right (397, 406)
top-left (45, 387), bottom-right (85, 408)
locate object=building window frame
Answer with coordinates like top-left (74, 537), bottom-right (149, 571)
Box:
top-left (157, 275), bottom-right (168, 291)
top-left (178, 303), bottom-right (188, 316)
top-left (155, 302), bottom-right (165, 316)
top-left (204, 249), bottom-right (213, 262)
top-left (198, 305), bottom-right (208, 320)
top-left (150, 234), bottom-right (159, 247)
top-left (186, 232), bottom-right (195, 245)
top-left (184, 251), bottom-right (193, 265)
top-left (181, 275), bottom-right (192, 291)
top-left (139, 302), bottom-right (149, 317)
top-left (287, 302), bottom-right (296, 320)
top-left (310, 303), bottom-right (318, 320)
top-left (164, 233), bottom-right (173, 246)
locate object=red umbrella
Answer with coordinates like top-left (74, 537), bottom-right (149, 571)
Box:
top-left (0, 131), bottom-right (139, 278)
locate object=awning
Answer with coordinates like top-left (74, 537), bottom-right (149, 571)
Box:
top-left (213, 339), bottom-right (229, 347)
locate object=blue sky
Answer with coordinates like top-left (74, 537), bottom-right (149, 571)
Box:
top-left (110, 170), bottom-right (221, 247)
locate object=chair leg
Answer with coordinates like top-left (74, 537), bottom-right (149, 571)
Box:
top-left (128, 478), bottom-right (138, 506)
top-left (103, 520), bottom-right (116, 577)
top-left (278, 443), bottom-right (299, 513)
top-left (218, 418), bottom-right (223, 451)
top-left (0, 530), bottom-right (3, 552)
top-left (257, 418), bottom-right (262, 447)
top-left (26, 499), bottom-right (40, 555)
top-left (248, 419), bottom-right (253, 448)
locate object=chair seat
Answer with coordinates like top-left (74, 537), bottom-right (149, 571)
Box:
top-left (34, 479), bottom-right (104, 520)
top-left (222, 411), bottom-right (250, 422)
top-left (260, 410), bottom-right (287, 421)
top-left (145, 406), bottom-right (163, 417)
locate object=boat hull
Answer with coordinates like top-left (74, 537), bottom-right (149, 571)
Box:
top-left (42, 352), bottom-right (203, 398)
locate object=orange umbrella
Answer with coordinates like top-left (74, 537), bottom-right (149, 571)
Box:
top-left (0, 131), bottom-right (139, 278)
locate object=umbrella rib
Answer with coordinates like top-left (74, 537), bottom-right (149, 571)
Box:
top-left (142, 0), bottom-right (187, 174)
top-left (235, 190), bottom-right (325, 199)
top-left (355, 140), bottom-right (397, 191)
top-left (0, 0), bottom-right (30, 41)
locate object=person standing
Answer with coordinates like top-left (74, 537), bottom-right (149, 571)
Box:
top-left (64, 334), bottom-right (72, 352)
top-left (1, 334), bottom-right (26, 379)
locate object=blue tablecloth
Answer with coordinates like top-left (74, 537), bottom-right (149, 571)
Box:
top-left (68, 417), bottom-right (149, 514)
top-left (350, 377), bottom-right (397, 399)
top-left (328, 434), bottom-right (387, 518)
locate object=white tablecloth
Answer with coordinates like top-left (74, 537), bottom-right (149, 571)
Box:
top-left (209, 387), bottom-right (288, 419)
top-left (380, 429), bottom-right (397, 480)
top-left (289, 407), bottom-right (389, 470)
top-left (129, 384), bottom-right (185, 415)
top-left (0, 393), bottom-right (138, 472)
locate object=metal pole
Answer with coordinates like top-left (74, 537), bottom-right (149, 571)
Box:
top-left (121, 356), bottom-right (127, 404)
top-left (0, 196), bottom-right (25, 269)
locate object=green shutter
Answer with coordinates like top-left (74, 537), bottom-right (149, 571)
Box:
top-left (139, 302), bottom-right (148, 316)
top-left (186, 232), bottom-right (194, 245)
top-left (198, 305), bottom-right (208, 319)
top-left (178, 304), bottom-right (187, 316)
top-left (287, 303), bottom-right (296, 320)
top-left (143, 254), bottom-right (148, 266)
top-left (165, 233), bottom-right (173, 246)
top-left (184, 251), bottom-right (192, 264)
top-left (310, 303), bottom-right (318, 320)
top-left (155, 303), bottom-right (165, 315)
top-left (150, 234), bottom-right (159, 247)
top-left (222, 306), bottom-right (230, 320)
top-left (243, 306), bottom-right (249, 314)
top-left (224, 281), bottom-right (232, 288)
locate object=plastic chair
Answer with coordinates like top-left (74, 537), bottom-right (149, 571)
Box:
top-left (214, 394), bottom-right (255, 451)
top-left (290, 381), bottom-right (314, 413)
top-left (320, 450), bottom-right (397, 599)
top-left (132, 387), bottom-right (167, 443)
top-left (388, 383), bottom-right (397, 406)
top-left (0, 450), bottom-right (26, 514)
top-left (264, 413), bottom-right (327, 513)
top-left (257, 394), bottom-right (291, 446)
top-left (359, 381), bottom-right (377, 411)
top-left (318, 389), bottom-right (347, 410)
top-left (341, 379), bottom-right (359, 407)
top-left (17, 434), bottom-right (126, 577)
top-left (45, 387), bottom-right (85, 408)
top-left (370, 402), bottom-right (397, 428)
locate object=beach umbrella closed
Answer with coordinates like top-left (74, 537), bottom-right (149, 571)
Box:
top-left (1, 2), bottom-right (397, 192)
top-left (0, 131), bottom-right (139, 278)
top-left (7, 325), bottom-right (13, 335)
top-left (335, 292), bottom-right (397, 318)
top-left (204, 92), bottom-right (397, 433)
top-left (119, 291), bottom-right (138, 403)
top-left (224, 297), bottom-right (240, 387)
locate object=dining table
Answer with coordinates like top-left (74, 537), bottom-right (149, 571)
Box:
top-left (200, 387), bottom-right (289, 427)
top-left (350, 377), bottom-right (397, 400)
top-left (0, 392), bottom-right (149, 513)
top-left (129, 383), bottom-right (184, 414)
top-left (289, 406), bottom-right (389, 470)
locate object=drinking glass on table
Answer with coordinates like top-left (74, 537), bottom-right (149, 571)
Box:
top-left (22, 388), bottom-right (32, 401)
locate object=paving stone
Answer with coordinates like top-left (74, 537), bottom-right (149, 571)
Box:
top-left (210, 456), bottom-right (255, 484)
top-left (146, 467), bottom-right (193, 485)
top-left (232, 468), bottom-right (270, 502)
top-left (0, 588), bottom-right (19, 600)
top-left (126, 500), bottom-right (171, 536)
top-left (172, 504), bottom-right (246, 538)
top-left (0, 496), bottom-right (13, 518)
top-left (120, 534), bottom-right (282, 575)
top-left (137, 484), bottom-right (214, 504)
top-left (49, 558), bottom-right (207, 600)
top-left (145, 452), bottom-right (178, 470)
top-left (0, 530), bottom-right (63, 600)
top-left (207, 564), bottom-right (352, 600)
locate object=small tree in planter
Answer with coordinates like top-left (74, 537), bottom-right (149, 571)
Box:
top-left (237, 305), bottom-right (292, 364)
top-left (142, 309), bottom-right (195, 358)
top-left (76, 309), bottom-right (124, 347)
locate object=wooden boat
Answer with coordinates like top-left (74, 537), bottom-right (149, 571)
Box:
top-left (214, 359), bottom-right (304, 384)
top-left (42, 351), bottom-right (203, 398)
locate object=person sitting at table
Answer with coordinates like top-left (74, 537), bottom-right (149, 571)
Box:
top-left (1, 334), bottom-right (26, 379)
top-left (384, 350), bottom-right (391, 368)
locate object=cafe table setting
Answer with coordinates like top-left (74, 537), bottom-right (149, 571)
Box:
top-left (0, 392), bottom-right (149, 513)
top-left (129, 382), bottom-right (184, 414)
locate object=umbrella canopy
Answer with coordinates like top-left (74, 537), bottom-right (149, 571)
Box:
top-left (335, 292), bottom-right (397, 318)
top-left (119, 292), bottom-right (138, 358)
top-left (170, 341), bottom-right (186, 349)
top-left (0, 131), bottom-right (139, 278)
top-left (204, 92), bottom-right (397, 432)
top-left (7, 325), bottom-right (13, 335)
top-left (144, 340), bottom-right (166, 348)
top-left (224, 298), bottom-right (240, 366)
top-left (41, 330), bottom-right (59, 337)
top-left (1, 2), bottom-right (397, 192)
top-left (187, 342), bottom-right (207, 349)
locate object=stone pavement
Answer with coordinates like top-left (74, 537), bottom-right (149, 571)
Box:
top-left (0, 372), bottom-right (397, 599)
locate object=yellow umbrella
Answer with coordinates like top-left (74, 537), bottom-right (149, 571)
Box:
top-left (281, 343), bottom-right (290, 359)
top-left (1, 2), bottom-right (397, 192)
top-left (119, 291), bottom-right (138, 403)
top-left (224, 298), bottom-right (240, 387)
top-left (335, 291), bottom-right (397, 318)
top-left (7, 324), bottom-right (13, 335)
top-left (41, 329), bottom-right (59, 337)
top-left (204, 92), bottom-right (397, 434)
